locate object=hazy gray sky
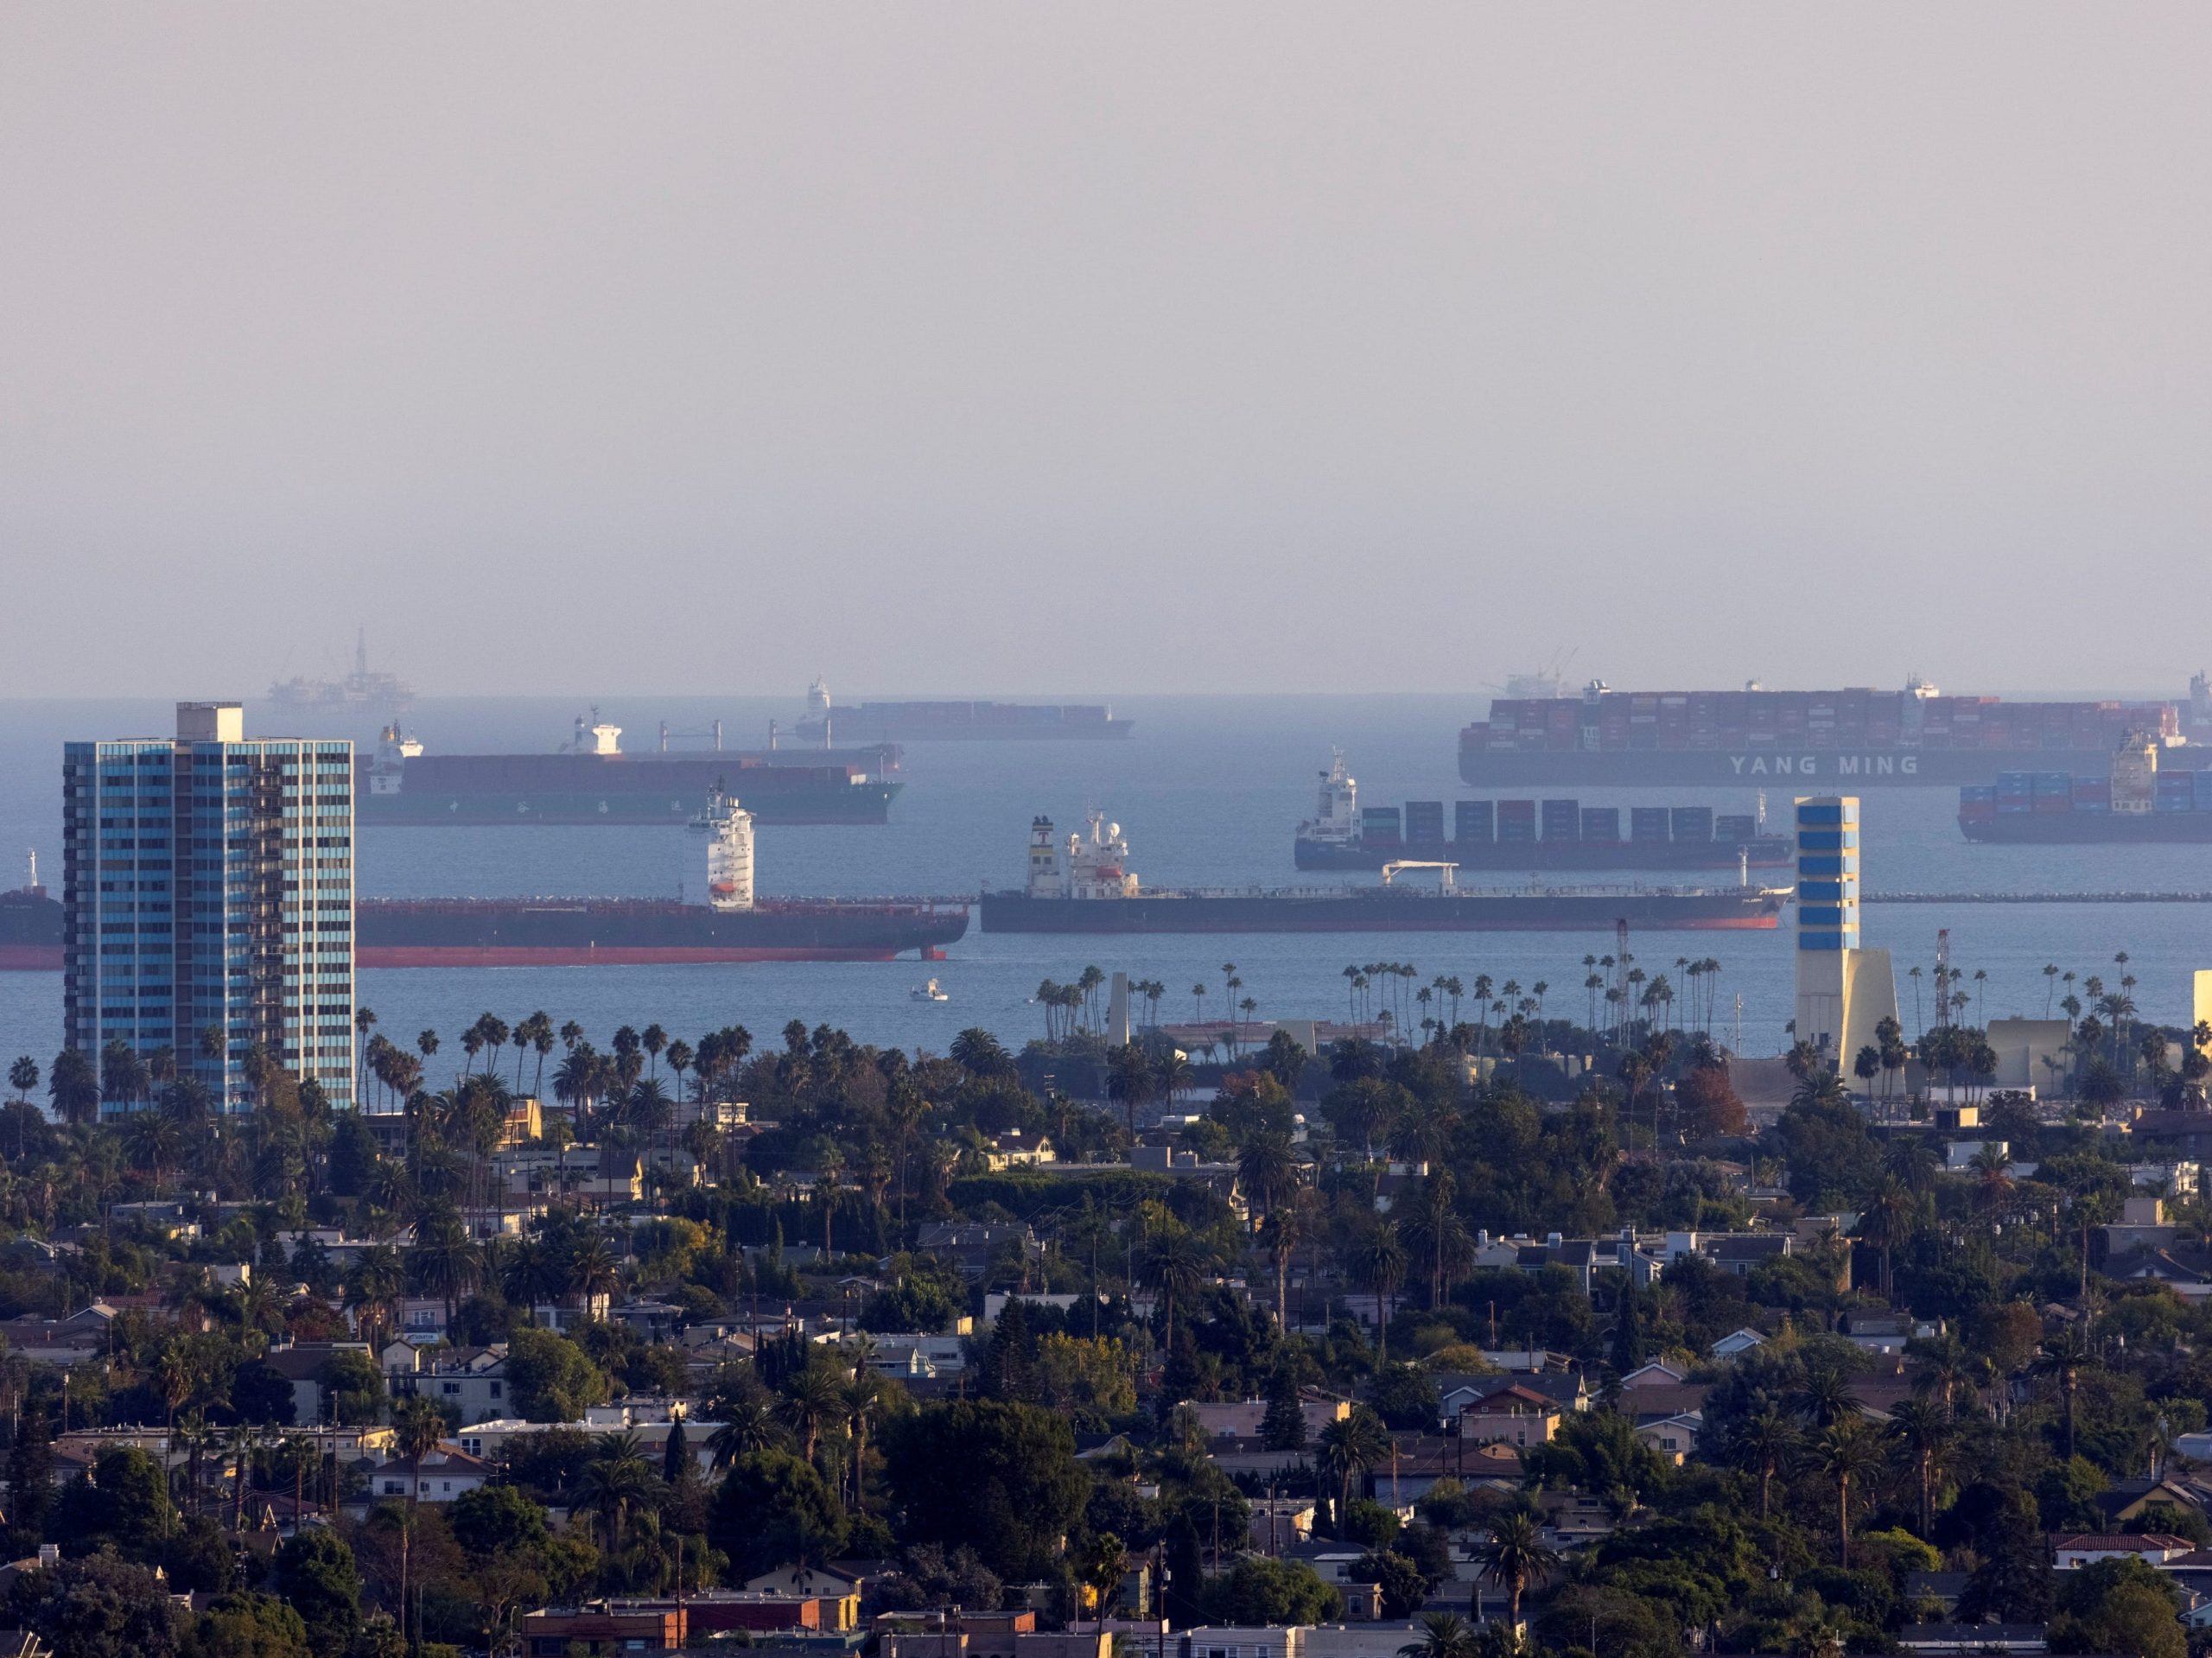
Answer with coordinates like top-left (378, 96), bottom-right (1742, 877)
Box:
top-left (3, 8), bottom-right (2208, 699)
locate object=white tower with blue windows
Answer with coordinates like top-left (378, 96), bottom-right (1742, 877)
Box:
top-left (1792, 795), bottom-right (1897, 1072)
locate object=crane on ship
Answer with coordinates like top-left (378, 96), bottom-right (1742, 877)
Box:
top-left (1379, 861), bottom-right (1458, 890)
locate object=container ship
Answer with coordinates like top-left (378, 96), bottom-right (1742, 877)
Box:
top-left (0, 858), bottom-right (60, 970)
top-left (1461, 677), bottom-right (2190, 789)
top-left (982, 814), bottom-right (1788, 935)
top-left (359, 715), bottom-right (901, 826)
top-left (793, 679), bottom-right (1132, 742)
top-left (1959, 734), bottom-right (2212, 843)
top-left (1294, 751), bottom-right (1791, 872)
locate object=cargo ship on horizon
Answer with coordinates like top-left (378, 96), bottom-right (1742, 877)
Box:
top-left (1294, 751), bottom-right (1791, 872)
top-left (359, 715), bottom-right (901, 826)
top-left (1461, 677), bottom-right (2193, 790)
top-left (0, 803), bottom-right (965, 970)
top-left (1959, 734), bottom-right (2212, 843)
top-left (983, 813), bottom-right (1788, 935)
top-left (793, 678), bottom-right (1132, 742)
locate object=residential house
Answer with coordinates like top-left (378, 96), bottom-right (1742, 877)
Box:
top-left (1181, 1393), bottom-right (1351, 1442)
top-left (368, 1443), bottom-right (494, 1504)
top-left (393, 1346), bottom-right (512, 1425)
top-left (1633, 1414), bottom-right (1701, 1465)
top-left (1711, 1327), bottom-right (1769, 1358)
top-left (985, 1132), bottom-right (1056, 1171)
top-left (909, 1223), bottom-right (1044, 1279)
top-left (2050, 1533), bottom-right (2199, 1570)
top-left (256, 1341), bottom-right (375, 1427)
top-left (1617, 1361), bottom-right (1687, 1389)
top-left (1458, 1385), bottom-right (1559, 1448)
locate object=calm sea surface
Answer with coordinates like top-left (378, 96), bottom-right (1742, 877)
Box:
top-left (3, 693), bottom-right (2209, 1071)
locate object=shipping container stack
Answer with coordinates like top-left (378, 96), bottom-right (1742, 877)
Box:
top-left (1669, 806), bottom-right (1715, 843)
top-left (1362, 806), bottom-right (1402, 846)
top-left (1497, 800), bottom-right (1537, 843)
top-left (1404, 801), bottom-right (1445, 843)
top-left (1454, 800), bottom-right (1495, 844)
top-left (1541, 799), bottom-right (1581, 842)
top-left (1630, 806), bottom-right (1669, 844)
top-left (1580, 806), bottom-right (1621, 842)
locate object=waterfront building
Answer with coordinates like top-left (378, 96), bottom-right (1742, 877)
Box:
top-left (63, 702), bottom-right (355, 1112)
top-left (1791, 794), bottom-right (1897, 1067)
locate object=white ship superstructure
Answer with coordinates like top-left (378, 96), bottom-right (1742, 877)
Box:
top-left (691, 791), bottom-right (757, 911)
top-left (1027, 812), bottom-right (1139, 900)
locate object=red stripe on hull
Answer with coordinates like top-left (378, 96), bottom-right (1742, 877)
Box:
top-left (359, 945), bottom-right (905, 968)
top-left (0, 946), bottom-right (61, 971)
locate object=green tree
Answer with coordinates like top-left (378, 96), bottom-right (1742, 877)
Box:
top-left (450, 1483), bottom-right (551, 1558)
top-left (272, 1529), bottom-right (361, 1655)
top-left (505, 1327), bottom-right (609, 1422)
top-left (881, 1400), bottom-right (1090, 1581)
top-left (707, 1448), bottom-right (847, 1579)
top-left (180, 1591), bottom-right (311, 1658)
top-left (51, 1446), bottom-right (175, 1561)
top-left (9, 1553), bottom-right (181, 1658)
top-left (1262, 1364), bottom-right (1307, 1452)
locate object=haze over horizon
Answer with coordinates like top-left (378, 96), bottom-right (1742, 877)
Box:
top-left (5, 7), bottom-right (2209, 700)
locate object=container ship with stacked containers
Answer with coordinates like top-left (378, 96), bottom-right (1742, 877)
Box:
top-left (1958, 734), bottom-right (2212, 842)
top-left (1461, 677), bottom-right (2190, 789)
top-left (358, 715), bottom-right (902, 826)
top-left (359, 793), bottom-right (965, 963)
top-left (1293, 751), bottom-right (1791, 871)
top-left (986, 812), bottom-right (1788, 934)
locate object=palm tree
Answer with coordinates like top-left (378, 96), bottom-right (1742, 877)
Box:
top-left (1140, 1224), bottom-right (1215, 1357)
top-left (2037, 1326), bottom-right (2093, 1460)
top-left (779, 1364), bottom-right (846, 1472)
top-left (1236, 1130), bottom-right (1298, 1225)
top-left (1732, 1409), bottom-right (1797, 1519)
top-left (1472, 1506), bottom-right (1558, 1630)
top-left (1351, 1223), bottom-right (1409, 1362)
top-left (1400, 1172), bottom-right (1472, 1309)
top-left (391, 1394), bottom-right (446, 1646)
top-left (1859, 1176), bottom-right (1916, 1299)
top-left (1814, 1416), bottom-right (1885, 1567)
top-left (1888, 1398), bottom-right (1956, 1534)
top-left (709, 1398), bottom-right (785, 1470)
top-left (412, 1210), bottom-right (484, 1332)
top-left (581, 1433), bottom-right (655, 1555)
top-left (1261, 1196), bottom-right (1312, 1331)
top-left (1401, 1611), bottom-right (1478, 1658)
top-left (1315, 1407), bottom-right (1389, 1524)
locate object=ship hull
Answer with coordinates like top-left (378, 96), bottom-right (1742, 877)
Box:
top-left (1294, 835), bottom-right (1792, 872)
top-left (360, 785), bottom-right (898, 827)
top-left (1960, 815), bottom-right (2212, 843)
top-left (0, 891), bottom-right (61, 969)
top-left (1457, 745), bottom-right (2162, 790)
top-left (359, 944), bottom-right (919, 966)
top-left (980, 889), bottom-right (1783, 934)
top-left (798, 717), bottom-right (1133, 742)
top-left (359, 899), bottom-right (967, 964)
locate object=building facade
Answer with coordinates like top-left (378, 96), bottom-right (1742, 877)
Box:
top-left (1791, 794), bottom-right (1896, 1069)
top-left (63, 702), bottom-right (354, 1112)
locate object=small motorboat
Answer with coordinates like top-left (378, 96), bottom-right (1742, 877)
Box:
top-left (911, 977), bottom-right (950, 1002)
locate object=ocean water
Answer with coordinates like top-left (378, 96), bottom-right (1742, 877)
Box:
top-left (3, 693), bottom-right (2209, 1073)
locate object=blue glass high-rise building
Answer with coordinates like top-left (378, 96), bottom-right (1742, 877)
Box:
top-left (62, 702), bottom-right (355, 1113)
